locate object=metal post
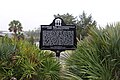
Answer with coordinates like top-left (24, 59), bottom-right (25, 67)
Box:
top-left (56, 50), bottom-right (60, 57)
top-left (54, 50), bottom-right (61, 62)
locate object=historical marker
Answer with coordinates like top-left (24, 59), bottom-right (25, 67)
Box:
top-left (39, 17), bottom-right (77, 57)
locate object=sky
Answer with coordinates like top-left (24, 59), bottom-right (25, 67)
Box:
top-left (0, 0), bottom-right (120, 31)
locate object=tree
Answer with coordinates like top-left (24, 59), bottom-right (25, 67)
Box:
top-left (79, 11), bottom-right (96, 29)
top-left (54, 13), bottom-right (77, 25)
top-left (54, 12), bottom-right (97, 40)
top-left (54, 13), bottom-right (80, 41)
top-left (78, 11), bottom-right (96, 39)
top-left (8, 20), bottom-right (24, 39)
top-left (28, 35), bottom-right (34, 45)
top-left (25, 28), bottom-right (40, 42)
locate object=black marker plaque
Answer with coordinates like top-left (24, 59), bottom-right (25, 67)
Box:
top-left (40, 17), bottom-right (76, 51)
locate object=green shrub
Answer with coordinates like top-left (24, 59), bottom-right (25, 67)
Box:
top-left (66, 23), bottom-right (120, 80)
top-left (0, 37), bottom-right (61, 80)
top-left (0, 36), bottom-right (17, 80)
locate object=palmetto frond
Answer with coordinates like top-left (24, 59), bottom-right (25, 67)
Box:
top-left (66, 23), bottom-right (120, 80)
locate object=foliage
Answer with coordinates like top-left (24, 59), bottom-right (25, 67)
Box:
top-left (8, 20), bottom-right (24, 40)
top-left (54, 12), bottom-right (96, 40)
top-left (78, 11), bottom-right (96, 29)
top-left (0, 37), bottom-right (61, 80)
top-left (25, 12), bottom-right (96, 42)
top-left (54, 13), bottom-right (77, 25)
top-left (25, 28), bottom-right (40, 42)
top-left (66, 23), bottom-right (120, 80)
top-left (77, 11), bottom-right (96, 39)
top-left (27, 36), bottom-right (34, 45)
top-left (0, 36), bottom-right (17, 80)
